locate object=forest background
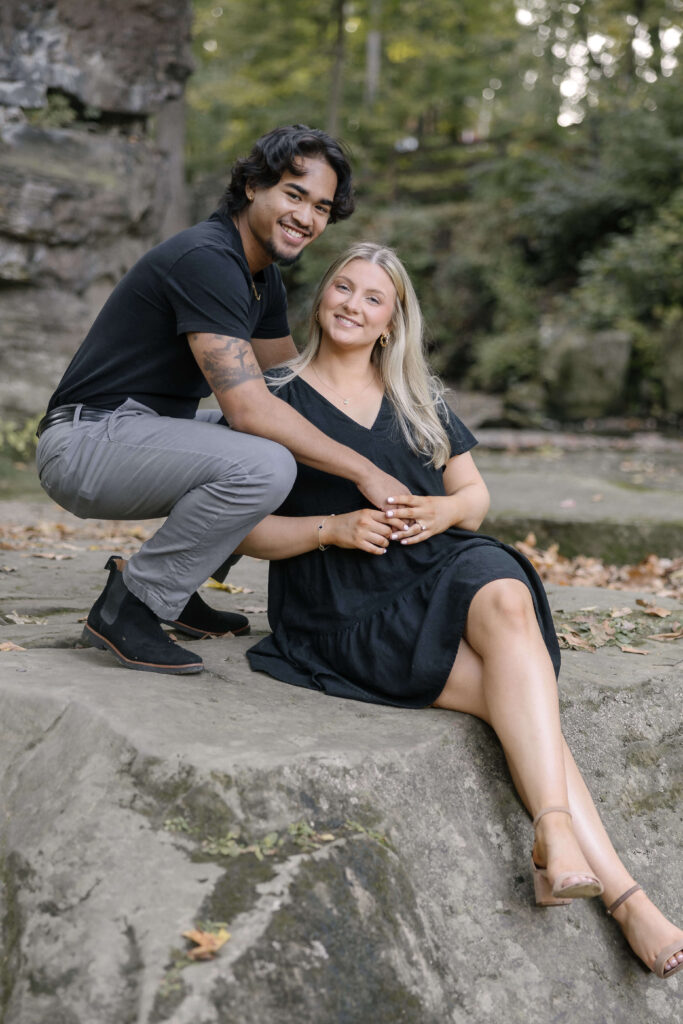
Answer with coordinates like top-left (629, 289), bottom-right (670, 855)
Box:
top-left (188, 0), bottom-right (683, 428)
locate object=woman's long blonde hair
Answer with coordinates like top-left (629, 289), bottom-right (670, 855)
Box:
top-left (270, 242), bottom-right (452, 468)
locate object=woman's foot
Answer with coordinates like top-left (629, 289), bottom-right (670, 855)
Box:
top-left (533, 808), bottom-right (603, 897)
top-left (609, 886), bottom-right (683, 977)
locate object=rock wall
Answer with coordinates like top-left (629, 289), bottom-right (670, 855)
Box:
top-left (0, 0), bottom-right (193, 419)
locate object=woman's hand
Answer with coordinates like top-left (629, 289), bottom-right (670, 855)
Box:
top-left (323, 509), bottom-right (393, 555)
top-left (384, 493), bottom-right (460, 544)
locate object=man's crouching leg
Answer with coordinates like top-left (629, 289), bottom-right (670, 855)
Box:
top-left (87, 437), bottom-right (297, 672)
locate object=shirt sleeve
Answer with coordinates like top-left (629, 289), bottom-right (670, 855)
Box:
top-left (442, 402), bottom-right (478, 457)
top-left (252, 268), bottom-right (290, 339)
top-left (165, 246), bottom-right (253, 339)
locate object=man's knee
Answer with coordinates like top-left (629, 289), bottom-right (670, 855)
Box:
top-left (237, 440), bottom-right (296, 513)
top-left (263, 444), bottom-right (297, 507)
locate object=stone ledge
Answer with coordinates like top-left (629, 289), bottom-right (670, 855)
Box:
top-left (1, 607), bottom-right (681, 1023)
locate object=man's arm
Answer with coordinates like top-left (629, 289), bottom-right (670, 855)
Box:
top-left (187, 331), bottom-right (409, 509)
top-left (250, 335), bottom-right (298, 371)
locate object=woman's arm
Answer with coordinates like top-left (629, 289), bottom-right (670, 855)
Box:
top-left (236, 508), bottom-right (394, 560)
top-left (385, 451), bottom-right (490, 544)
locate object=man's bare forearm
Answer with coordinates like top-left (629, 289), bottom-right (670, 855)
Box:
top-left (188, 331), bottom-right (406, 505)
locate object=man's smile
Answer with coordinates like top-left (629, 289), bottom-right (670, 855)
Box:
top-left (280, 223), bottom-right (309, 242)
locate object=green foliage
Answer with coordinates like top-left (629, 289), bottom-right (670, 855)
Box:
top-left (0, 418), bottom-right (40, 462)
top-left (468, 329), bottom-right (540, 393)
top-left (570, 186), bottom-right (683, 327)
top-left (187, 0), bottom-right (683, 418)
top-left (25, 92), bottom-right (77, 128)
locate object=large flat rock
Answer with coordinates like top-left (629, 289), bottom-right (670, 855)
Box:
top-left (1, 531), bottom-right (681, 1023)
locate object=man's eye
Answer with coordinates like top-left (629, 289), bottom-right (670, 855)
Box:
top-left (287, 192), bottom-right (300, 201)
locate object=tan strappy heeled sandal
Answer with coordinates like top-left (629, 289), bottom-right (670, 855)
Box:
top-left (607, 883), bottom-right (683, 979)
top-left (531, 806), bottom-right (604, 905)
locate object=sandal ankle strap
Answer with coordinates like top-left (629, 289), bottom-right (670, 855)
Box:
top-left (532, 806), bottom-right (572, 829)
top-left (606, 883), bottom-right (642, 917)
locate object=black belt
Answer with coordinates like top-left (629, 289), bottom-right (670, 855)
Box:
top-left (36, 404), bottom-right (114, 438)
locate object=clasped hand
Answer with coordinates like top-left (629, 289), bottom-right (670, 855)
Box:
top-left (323, 494), bottom-right (457, 555)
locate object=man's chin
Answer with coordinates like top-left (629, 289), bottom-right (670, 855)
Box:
top-left (275, 251), bottom-right (303, 268)
top-left (264, 239), bottom-right (305, 267)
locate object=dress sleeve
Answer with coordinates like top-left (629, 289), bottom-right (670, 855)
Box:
top-left (442, 402), bottom-right (478, 457)
top-left (165, 246), bottom-right (253, 338)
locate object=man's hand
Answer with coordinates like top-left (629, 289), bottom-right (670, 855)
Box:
top-left (355, 467), bottom-right (412, 513)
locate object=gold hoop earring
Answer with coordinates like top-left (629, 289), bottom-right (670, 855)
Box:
top-left (379, 332), bottom-right (390, 348)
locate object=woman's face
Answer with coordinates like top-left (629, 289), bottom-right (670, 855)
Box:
top-left (318, 258), bottom-right (396, 353)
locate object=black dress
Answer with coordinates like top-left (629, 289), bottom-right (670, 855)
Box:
top-left (247, 373), bottom-right (560, 707)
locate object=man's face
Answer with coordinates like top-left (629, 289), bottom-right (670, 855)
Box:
top-left (243, 156), bottom-right (338, 267)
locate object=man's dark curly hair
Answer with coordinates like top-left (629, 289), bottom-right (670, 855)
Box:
top-left (219, 124), bottom-right (355, 223)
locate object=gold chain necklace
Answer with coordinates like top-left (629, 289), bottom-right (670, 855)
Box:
top-left (310, 364), bottom-right (376, 406)
top-left (250, 279), bottom-right (261, 301)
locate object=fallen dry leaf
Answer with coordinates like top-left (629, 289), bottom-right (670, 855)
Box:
top-left (635, 599), bottom-right (671, 618)
top-left (0, 641), bottom-right (26, 652)
top-left (610, 606), bottom-right (633, 618)
top-left (647, 629), bottom-right (683, 641)
top-left (556, 630), bottom-right (595, 652)
top-left (4, 610), bottom-right (48, 626)
top-left (182, 927), bottom-right (230, 960)
top-left (619, 645), bottom-right (648, 655)
top-left (27, 552), bottom-right (72, 561)
top-left (204, 579), bottom-right (244, 593)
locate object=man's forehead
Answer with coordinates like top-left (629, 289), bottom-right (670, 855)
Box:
top-left (278, 156), bottom-right (337, 194)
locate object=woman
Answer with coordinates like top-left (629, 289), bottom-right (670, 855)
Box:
top-left (237, 242), bottom-right (682, 979)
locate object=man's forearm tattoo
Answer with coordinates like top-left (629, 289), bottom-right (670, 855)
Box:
top-left (190, 333), bottom-right (262, 393)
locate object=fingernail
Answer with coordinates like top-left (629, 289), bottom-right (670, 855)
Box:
top-left (387, 510), bottom-right (394, 517)
top-left (403, 523), bottom-right (410, 530)
top-left (400, 539), bottom-right (407, 545)
top-left (391, 533), bottom-right (398, 540)
top-left (387, 497), bottom-right (395, 503)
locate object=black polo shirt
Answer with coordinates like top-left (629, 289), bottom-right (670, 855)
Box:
top-left (48, 211), bottom-right (289, 418)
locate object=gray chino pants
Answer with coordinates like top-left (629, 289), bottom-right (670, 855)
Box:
top-left (35, 399), bottom-right (297, 618)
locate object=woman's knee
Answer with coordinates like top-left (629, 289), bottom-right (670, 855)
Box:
top-left (471, 578), bottom-right (536, 631)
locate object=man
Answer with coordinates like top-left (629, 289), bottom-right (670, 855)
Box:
top-left (36, 124), bottom-right (407, 675)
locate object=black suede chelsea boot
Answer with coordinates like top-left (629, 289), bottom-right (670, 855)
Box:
top-left (159, 590), bottom-right (250, 639)
top-left (82, 556), bottom-right (204, 674)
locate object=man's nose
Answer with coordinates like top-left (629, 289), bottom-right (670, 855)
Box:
top-left (292, 203), bottom-right (313, 227)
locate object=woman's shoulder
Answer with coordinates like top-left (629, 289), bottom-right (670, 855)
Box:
top-left (264, 363), bottom-right (301, 393)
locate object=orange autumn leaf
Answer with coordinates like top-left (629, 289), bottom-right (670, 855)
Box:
top-left (619, 645), bottom-right (649, 655)
top-left (0, 641), bottom-right (26, 652)
top-left (182, 927), bottom-right (230, 960)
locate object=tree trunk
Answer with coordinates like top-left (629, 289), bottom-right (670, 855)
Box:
top-left (327, 0), bottom-right (345, 137)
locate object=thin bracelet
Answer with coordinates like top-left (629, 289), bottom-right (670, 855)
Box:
top-left (317, 514), bottom-right (335, 551)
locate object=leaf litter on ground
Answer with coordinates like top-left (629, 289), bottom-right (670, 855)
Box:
top-left (515, 534), bottom-right (682, 654)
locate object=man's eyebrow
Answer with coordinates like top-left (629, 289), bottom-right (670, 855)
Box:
top-left (286, 182), bottom-right (333, 207)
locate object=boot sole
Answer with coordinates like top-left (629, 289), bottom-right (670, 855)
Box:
top-left (81, 625), bottom-right (204, 674)
top-left (160, 619), bottom-right (251, 639)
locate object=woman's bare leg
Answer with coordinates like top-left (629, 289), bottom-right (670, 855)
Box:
top-left (448, 579), bottom-right (597, 890)
top-left (435, 613), bottom-right (683, 974)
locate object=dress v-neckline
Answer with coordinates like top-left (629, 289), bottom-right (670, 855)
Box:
top-left (297, 374), bottom-right (387, 432)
